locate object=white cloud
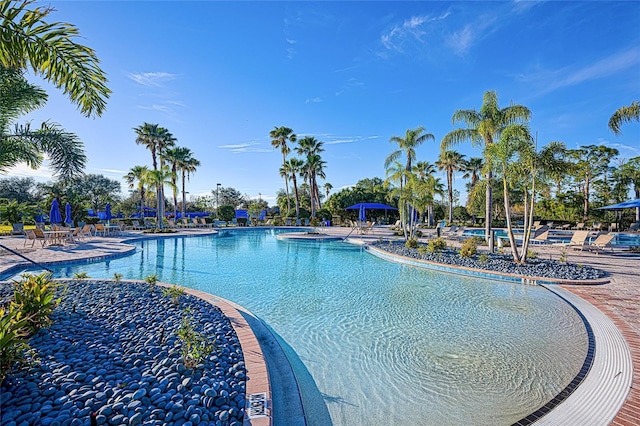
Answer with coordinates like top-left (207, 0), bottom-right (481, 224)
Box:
top-left (4, 162), bottom-right (54, 181)
top-left (305, 97), bottom-right (322, 104)
top-left (446, 14), bottom-right (497, 56)
top-left (324, 135), bottom-right (380, 145)
top-left (519, 47), bottom-right (640, 95)
top-left (218, 142), bottom-right (271, 154)
top-left (381, 13), bottom-right (450, 52)
top-left (93, 168), bottom-right (127, 175)
top-left (128, 72), bottom-right (178, 87)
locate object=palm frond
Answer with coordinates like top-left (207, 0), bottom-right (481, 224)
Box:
top-left (608, 101), bottom-right (639, 135)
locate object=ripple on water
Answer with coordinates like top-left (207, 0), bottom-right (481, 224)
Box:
top-left (33, 231), bottom-right (589, 425)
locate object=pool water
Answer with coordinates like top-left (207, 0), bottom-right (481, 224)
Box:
top-left (42, 229), bottom-right (587, 425)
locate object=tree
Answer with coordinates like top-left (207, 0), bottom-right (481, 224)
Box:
top-left (270, 126), bottom-right (296, 212)
top-left (609, 101), bottom-right (639, 135)
top-left (619, 156), bottom-right (640, 221)
top-left (385, 126), bottom-right (435, 232)
top-left (323, 182), bottom-right (333, 200)
top-left (0, 176), bottom-right (36, 203)
top-left (142, 166), bottom-right (175, 228)
top-left (0, 67), bottom-right (86, 180)
top-left (0, 0), bottom-right (110, 117)
top-left (436, 150), bottom-right (465, 223)
top-left (296, 136), bottom-right (325, 217)
top-left (441, 90), bottom-right (531, 241)
top-left (163, 146), bottom-right (199, 218)
top-left (213, 186), bottom-right (248, 210)
top-left (124, 166), bottom-right (149, 220)
top-left (569, 145), bottom-right (619, 219)
top-left (284, 157), bottom-right (304, 218)
top-left (217, 204), bottom-right (235, 223)
top-left (485, 124), bottom-right (534, 262)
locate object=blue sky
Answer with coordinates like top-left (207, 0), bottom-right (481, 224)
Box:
top-left (13, 1), bottom-right (640, 205)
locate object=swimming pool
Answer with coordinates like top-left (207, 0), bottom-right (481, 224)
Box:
top-left (463, 228), bottom-right (640, 246)
top-left (34, 229), bottom-right (588, 425)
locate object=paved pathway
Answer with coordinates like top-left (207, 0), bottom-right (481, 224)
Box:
top-left (1, 226), bottom-right (639, 424)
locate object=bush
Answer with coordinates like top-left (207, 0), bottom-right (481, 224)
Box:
top-left (237, 217), bottom-right (248, 226)
top-left (478, 253), bottom-right (489, 263)
top-left (459, 238), bottom-right (478, 258)
top-left (11, 272), bottom-right (61, 333)
top-left (177, 307), bottom-right (214, 369)
top-left (310, 217), bottom-right (320, 227)
top-left (417, 245), bottom-right (428, 255)
top-left (315, 208), bottom-right (332, 221)
top-left (217, 205), bottom-right (235, 223)
top-left (162, 285), bottom-right (186, 305)
top-left (405, 238), bottom-right (419, 249)
top-left (427, 238), bottom-right (447, 253)
top-left (272, 216), bottom-right (284, 226)
top-left (0, 306), bottom-right (32, 384)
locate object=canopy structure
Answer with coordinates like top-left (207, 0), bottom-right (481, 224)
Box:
top-left (597, 199), bottom-right (640, 210)
top-left (345, 202), bottom-right (398, 210)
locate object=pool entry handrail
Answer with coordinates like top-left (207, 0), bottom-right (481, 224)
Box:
top-left (0, 243), bottom-right (53, 273)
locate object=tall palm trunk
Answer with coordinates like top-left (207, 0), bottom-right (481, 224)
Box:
top-left (181, 170), bottom-right (187, 219)
top-left (485, 171), bottom-right (493, 243)
top-left (283, 153), bottom-right (291, 213)
top-left (447, 171), bottom-right (454, 222)
top-left (292, 175), bottom-right (300, 218)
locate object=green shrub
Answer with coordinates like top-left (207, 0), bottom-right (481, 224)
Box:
top-left (73, 272), bottom-right (89, 279)
top-left (162, 285), bottom-right (186, 305)
top-left (479, 253), bottom-right (489, 263)
top-left (272, 216), bottom-right (284, 226)
top-left (11, 272), bottom-right (61, 333)
top-left (527, 249), bottom-right (537, 259)
top-left (0, 306), bottom-right (33, 384)
top-left (177, 307), bottom-right (214, 369)
top-left (417, 245), bottom-right (428, 255)
top-left (113, 273), bottom-right (123, 283)
top-left (405, 238), bottom-right (419, 249)
top-left (415, 230), bottom-right (423, 237)
top-left (315, 208), bottom-right (332, 221)
top-left (427, 238), bottom-right (447, 253)
top-left (144, 274), bottom-right (158, 286)
top-left (459, 238), bottom-right (478, 258)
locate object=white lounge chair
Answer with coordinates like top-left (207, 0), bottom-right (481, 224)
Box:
top-left (554, 230), bottom-right (590, 251)
top-left (588, 233), bottom-right (615, 253)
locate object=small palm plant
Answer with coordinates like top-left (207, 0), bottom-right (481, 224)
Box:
top-left (113, 273), bottom-right (123, 283)
top-left (0, 306), bottom-right (33, 384)
top-left (11, 273), bottom-right (61, 333)
top-left (161, 285), bottom-right (185, 306)
top-left (177, 307), bottom-right (214, 369)
top-left (144, 274), bottom-right (158, 286)
top-left (73, 272), bottom-right (89, 279)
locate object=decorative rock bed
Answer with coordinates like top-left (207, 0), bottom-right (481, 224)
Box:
top-left (371, 241), bottom-right (607, 281)
top-left (0, 280), bottom-right (246, 426)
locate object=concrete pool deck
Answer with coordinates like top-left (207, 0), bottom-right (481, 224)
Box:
top-left (1, 225), bottom-right (639, 424)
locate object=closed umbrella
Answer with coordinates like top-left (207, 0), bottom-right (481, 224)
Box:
top-left (64, 203), bottom-right (73, 225)
top-left (359, 204), bottom-right (366, 224)
top-left (49, 198), bottom-right (62, 224)
top-left (105, 203), bottom-right (112, 224)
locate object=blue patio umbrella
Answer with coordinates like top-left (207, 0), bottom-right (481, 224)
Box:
top-left (359, 204), bottom-right (366, 222)
top-left (105, 203), bottom-right (112, 224)
top-left (49, 198), bottom-right (62, 224)
top-left (64, 203), bottom-right (72, 225)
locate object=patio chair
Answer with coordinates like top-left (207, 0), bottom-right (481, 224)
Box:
top-left (553, 230), bottom-right (590, 251)
top-left (131, 220), bottom-right (145, 230)
top-left (79, 224), bottom-right (93, 240)
top-left (572, 222), bottom-right (585, 230)
top-left (588, 233), bottom-right (615, 253)
top-left (192, 217), bottom-right (203, 228)
top-left (590, 222), bottom-right (603, 231)
top-left (530, 230), bottom-right (550, 245)
top-left (200, 218), bottom-right (212, 228)
top-left (94, 223), bottom-right (107, 237)
top-left (627, 222), bottom-right (640, 232)
top-left (33, 228), bottom-right (50, 247)
top-left (11, 223), bottom-right (24, 235)
top-left (285, 218), bottom-right (292, 226)
top-left (24, 229), bottom-right (46, 248)
top-left (608, 223), bottom-right (618, 232)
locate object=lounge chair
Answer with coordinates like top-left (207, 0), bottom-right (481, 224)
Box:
top-left (360, 221), bottom-right (375, 234)
top-left (79, 224), bottom-right (93, 240)
top-left (94, 223), bottom-right (107, 237)
top-left (530, 230), bottom-right (550, 245)
top-left (628, 222), bottom-right (640, 232)
top-left (11, 223), bottom-right (24, 235)
top-left (590, 222), bottom-right (603, 231)
top-left (32, 228), bottom-right (50, 246)
top-left (554, 230), bottom-right (590, 251)
top-left (572, 222), bottom-right (585, 230)
top-left (24, 229), bottom-right (46, 248)
top-left (608, 223), bottom-right (618, 232)
top-left (131, 220), bottom-right (145, 230)
top-left (588, 233), bottom-right (615, 253)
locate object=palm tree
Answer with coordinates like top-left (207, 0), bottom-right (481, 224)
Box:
top-left (609, 101), bottom-right (639, 135)
top-left (385, 126), bottom-right (435, 231)
top-left (284, 158), bottom-right (304, 218)
top-left (142, 166), bottom-right (175, 228)
top-left (436, 150), bottom-right (465, 223)
top-left (0, 0), bottom-right (110, 117)
top-left (296, 136), bottom-right (325, 216)
top-left (462, 157), bottom-right (483, 188)
top-left (124, 165), bottom-right (149, 219)
top-left (441, 91), bottom-right (531, 242)
top-left (270, 126), bottom-right (296, 213)
top-left (163, 147), bottom-right (198, 219)
top-left (134, 123), bottom-right (161, 169)
top-left (484, 124), bottom-right (534, 262)
top-left (323, 182), bottom-right (333, 201)
top-left (385, 160), bottom-right (415, 239)
top-left (0, 66), bottom-right (86, 179)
